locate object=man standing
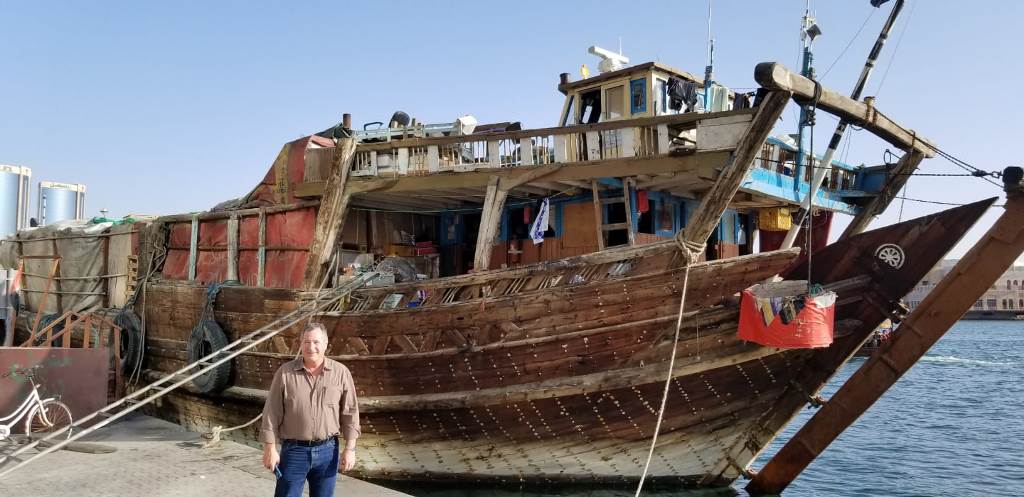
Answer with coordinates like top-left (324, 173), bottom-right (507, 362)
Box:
top-left (260, 323), bottom-right (360, 497)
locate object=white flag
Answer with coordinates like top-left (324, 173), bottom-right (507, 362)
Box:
top-left (530, 198), bottom-right (550, 245)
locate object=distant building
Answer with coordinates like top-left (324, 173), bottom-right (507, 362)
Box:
top-left (38, 181), bottom-right (86, 226)
top-left (0, 164), bottom-right (31, 239)
top-left (905, 259), bottom-right (1024, 319)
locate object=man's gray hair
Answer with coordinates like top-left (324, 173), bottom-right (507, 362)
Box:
top-left (301, 322), bottom-right (329, 343)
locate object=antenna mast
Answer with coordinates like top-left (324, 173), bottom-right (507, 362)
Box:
top-left (781, 0), bottom-right (907, 250)
top-left (703, 0), bottom-right (714, 111)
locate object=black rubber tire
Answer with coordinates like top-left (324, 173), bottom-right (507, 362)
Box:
top-left (186, 319), bottom-right (232, 394)
top-left (114, 310), bottom-right (144, 376)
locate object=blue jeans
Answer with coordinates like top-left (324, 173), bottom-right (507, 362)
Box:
top-left (274, 437), bottom-right (339, 497)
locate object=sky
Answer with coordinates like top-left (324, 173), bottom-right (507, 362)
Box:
top-left (2, 1), bottom-right (1022, 259)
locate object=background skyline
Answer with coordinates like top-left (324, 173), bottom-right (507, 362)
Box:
top-left (3, 1), bottom-right (1021, 258)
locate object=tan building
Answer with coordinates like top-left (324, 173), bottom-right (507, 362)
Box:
top-left (905, 260), bottom-right (1024, 318)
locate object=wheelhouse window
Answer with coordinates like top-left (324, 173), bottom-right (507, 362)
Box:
top-left (630, 78), bottom-right (647, 114)
top-left (580, 89), bottom-right (602, 124)
top-left (603, 85), bottom-right (625, 121)
top-left (654, 78), bottom-right (667, 115)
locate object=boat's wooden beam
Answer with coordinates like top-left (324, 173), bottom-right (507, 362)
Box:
top-left (746, 169), bottom-right (1024, 495)
top-left (357, 193), bottom-right (465, 210)
top-left (355, 108), bottom-right (754, 152)
top-left (508, 185), bottom-right (555, 197)
top-left (472, 165), bottom-right (564, 271)
top-left (302, 137), bottom-right (357, 289)
top-left (680, 90), bottom-right (792, 248)
top-left (473, 177), bottom-right (508, 272)
top-left (839, 150), bottom-right (926, 238)
top-left (754, 62), bottom-right (936, 158)
top-left (342, 153), bottom-right (728, 194)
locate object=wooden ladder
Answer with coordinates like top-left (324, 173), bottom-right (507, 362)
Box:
top-left (590, 177), bottom-right (636, 250)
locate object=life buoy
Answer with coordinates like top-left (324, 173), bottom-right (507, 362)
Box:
top-left (186, 319), bottom-right (232, 394)
top-left (114, 310), bottom-right (144, 376)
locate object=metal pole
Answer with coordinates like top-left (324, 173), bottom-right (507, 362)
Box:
top-left (795, 1), bottom-right (817, 187)
top-left (781, 0), bottom-right (905, 249)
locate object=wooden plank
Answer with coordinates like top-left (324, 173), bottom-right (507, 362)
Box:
top-left (343, 152), bottom-right (728, 195)
top-left (158, 201), bottom-right (319, 223)
top-left (257, 209), bottom-right (266, 287)
top-left (754, 62), bottom-right (936, 157)
top-left (839, 150), bottom-right (925, 238)
top-left (302, 137), bottom-right (358, 289)
top-left (187, 215), bottom-right (199, 281)
top-left (623, 177), bottom-right (636, 246)
top-left (590, 180), bottom-right (605, 250)
top-left (680, 90), bottom-right (791, 249)
top-left (747, 180), bottom-right (1024, 495)
top-left (226, 214), bottom-right (239, 283)
top-left (472, 176), bottom-right (506, 272)
top-left (355, 109), bottom-right (755, 152)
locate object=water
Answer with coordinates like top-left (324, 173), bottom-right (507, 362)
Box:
top-left (373, 321), bottom-right (1024, 497)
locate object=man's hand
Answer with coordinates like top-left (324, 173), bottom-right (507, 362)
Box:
top-left (263, 443), bottom-right (280, 472)
top-left (341, 447), bottom-right (356, 472)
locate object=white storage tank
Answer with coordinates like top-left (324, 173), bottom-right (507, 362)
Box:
top-left (38, 181), bottom-right (86, 226)
top-left (0, 164), bottom-right (31, 239)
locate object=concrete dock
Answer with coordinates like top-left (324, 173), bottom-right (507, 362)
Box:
top-left (0, 414), bottom-right (411, 497)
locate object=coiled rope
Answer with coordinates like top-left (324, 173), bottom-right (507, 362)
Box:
top-left (634, 235), bottom-right (704, 496)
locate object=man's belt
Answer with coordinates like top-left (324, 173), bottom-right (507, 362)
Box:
top-left (282, 435), bottom-right (337, 447)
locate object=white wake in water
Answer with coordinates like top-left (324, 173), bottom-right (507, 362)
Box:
top-left (919, 355), bottom-right (1020, 367)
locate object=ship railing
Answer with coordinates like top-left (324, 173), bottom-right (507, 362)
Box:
top-left (349, 110), bottom-right (755, 178)
top-left (754, 141), bottom-right (858, 191)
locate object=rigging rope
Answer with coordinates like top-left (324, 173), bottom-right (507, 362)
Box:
top-left (820, 8), bottom-right (877, 80)
top-left (874, 0), bottom-right (916, 97)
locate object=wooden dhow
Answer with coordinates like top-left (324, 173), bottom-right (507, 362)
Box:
top-left (1, 53), bottom-right (992, 489)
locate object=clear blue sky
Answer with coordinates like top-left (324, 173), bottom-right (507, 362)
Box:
top-left (2, 1), bottom-right (1021, 258)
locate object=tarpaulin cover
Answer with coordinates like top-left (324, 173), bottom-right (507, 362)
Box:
top-left (738, 281), bottom-right (836, 349)
top-left (0, 221), bottom-right (135, 314)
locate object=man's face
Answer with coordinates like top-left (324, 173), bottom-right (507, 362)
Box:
top-left (300, 329), bottom-right (327, 364)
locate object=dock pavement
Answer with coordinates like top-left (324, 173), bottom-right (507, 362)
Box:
top-left (0, 413), bottom-right (411, 497)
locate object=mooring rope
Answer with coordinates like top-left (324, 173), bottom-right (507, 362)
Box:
top-left (203, 413), bottom-right (264, 447)
top-left (634, 239), bottom-right (703, 496)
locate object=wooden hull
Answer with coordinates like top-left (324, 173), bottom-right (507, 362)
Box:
top-left (136, 201), bottom-right (989, 487)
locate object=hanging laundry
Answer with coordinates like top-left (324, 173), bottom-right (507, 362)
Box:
top-left (523, 206), bottom-right (532, 224)
top-left (637, 190), bottom-right (650, 213)
top-left (738, 281), bottom-right (836, 349)
top-left (530, 197), bottom-right (550, 245)
top-left (734, 92), bottom-right (752, 110)
top-left (668, 78), bottom-right (699, 112)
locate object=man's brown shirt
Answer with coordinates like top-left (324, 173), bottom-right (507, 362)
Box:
top-left (259, 357), bottom-right (360, 444)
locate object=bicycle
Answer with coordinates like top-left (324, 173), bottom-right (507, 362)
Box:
top-left (0, 365), bottom-right (74, 443)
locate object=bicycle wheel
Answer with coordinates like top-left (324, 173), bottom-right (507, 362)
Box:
top-left (25, 399), bottom-right (74, 441)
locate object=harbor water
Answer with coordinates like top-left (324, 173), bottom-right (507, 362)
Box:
top-left (375, 320), bottom-right (1023, 497)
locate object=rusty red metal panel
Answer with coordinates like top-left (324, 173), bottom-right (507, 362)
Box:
top-left (266, 207), bottom-right (316, 247)
top-left (0, 347), bottom-right (108, 423)
top-left (195, 220), bottom-right (228, 284)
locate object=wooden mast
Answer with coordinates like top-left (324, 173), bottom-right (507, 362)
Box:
top-left (746, 168), bottom-right (1024, 495)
